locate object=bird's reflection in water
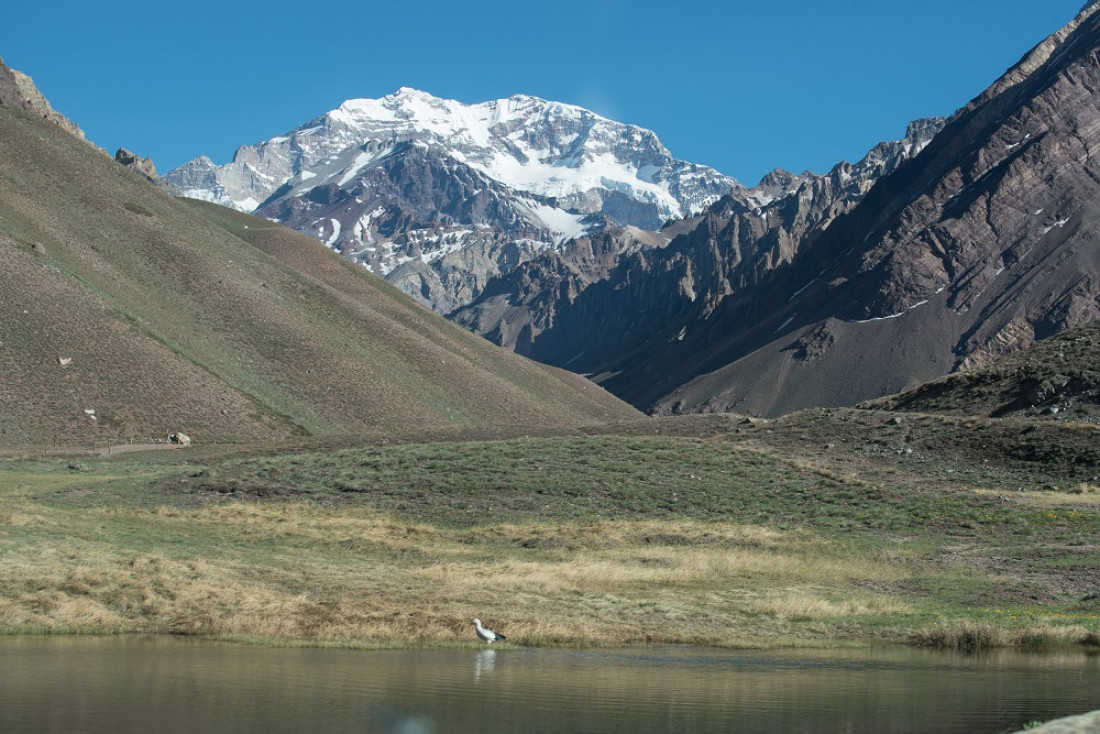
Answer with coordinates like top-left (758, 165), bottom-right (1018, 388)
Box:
top-left (370, 709), bottom-right (435, 734)
top-left (474, 648), bottom-right (497, 682)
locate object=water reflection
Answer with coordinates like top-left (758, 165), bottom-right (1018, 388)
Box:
top-left (474, 648), bottom-right (497, 683)
top-left (369, 709), bottom-right (435, 734)
top-left (0, 636), bottom-right (1097, 734)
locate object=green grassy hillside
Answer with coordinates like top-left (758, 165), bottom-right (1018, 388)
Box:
top-left (0, 106), bottom-right (639, 447)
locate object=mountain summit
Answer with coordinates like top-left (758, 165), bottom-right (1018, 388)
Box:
top-left (164, 89), bottom-right (736, 311)
top-left (167, 88), bottom-right (735, 224)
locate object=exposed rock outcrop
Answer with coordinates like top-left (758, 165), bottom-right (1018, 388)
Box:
top-left (115, 148), bottom-right (177, 192)
top-left (0, 57), bottom-right (85, 140)
top-left (449, 223), bottom-right (677, 351)
top-left (115, 148), bottom-right (158, 181)
top-left (864, 321), bottom-right (1100, 422)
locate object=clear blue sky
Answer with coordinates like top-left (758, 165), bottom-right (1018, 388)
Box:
top-left (0, 1), bottom-right (1088, 186)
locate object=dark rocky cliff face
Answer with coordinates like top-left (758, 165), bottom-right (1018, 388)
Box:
top-left (456, 5), bottom-right (1100, 418)
top-left (449, 223), bottom-right (676, 355)
top-left (452, 118), bottom-right (945, 402)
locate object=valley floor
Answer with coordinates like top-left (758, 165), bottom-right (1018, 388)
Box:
top-left (1, 412), bottom-right (1098, 650)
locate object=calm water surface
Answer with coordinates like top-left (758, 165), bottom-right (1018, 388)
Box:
top-left (1, 636), bottom-right (1098, 733)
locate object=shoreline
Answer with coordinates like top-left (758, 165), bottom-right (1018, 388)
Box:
top-left (2, 628), bottom-right (1098, 655)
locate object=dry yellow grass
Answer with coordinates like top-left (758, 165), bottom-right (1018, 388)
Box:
top-left (0, 500), bottom-right (916, 647)
top-left (746, 591), bottom-right (910, 621)
top-left (414, 545), bottom-right (905, 596)
top-left (975, 486), bottom-right (1100, 506)
top-left (913, 621), bottom-right (1100, 650)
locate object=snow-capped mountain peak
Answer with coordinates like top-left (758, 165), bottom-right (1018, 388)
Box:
top-left (164, 89), bottom-right (739, 312)
top-left (166, 88), bottom-right (737, 226)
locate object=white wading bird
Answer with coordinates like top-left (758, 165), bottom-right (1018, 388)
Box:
top-left (473, 618), bottom-right (506, 644)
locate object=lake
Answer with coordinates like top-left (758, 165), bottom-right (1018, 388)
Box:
top-left (1, 636), bottom-right (1097, 733)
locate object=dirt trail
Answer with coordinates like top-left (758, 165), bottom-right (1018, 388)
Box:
top-left (0, 442), bottom-right (186, 458)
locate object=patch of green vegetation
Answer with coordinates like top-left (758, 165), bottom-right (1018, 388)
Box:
top-left (2, 411), bottom-right (1098, 649)
top-left (131, 434), bottom-right (1072, 548)
top-left (0, 419), bottom-right (1093, 642)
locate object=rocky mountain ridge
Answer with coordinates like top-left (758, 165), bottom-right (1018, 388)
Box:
top-left (645, 3), bottom-right (1100, 415)
top-left (164, 89), bottom-right (737, 310)
top-left (451, 118), bottom-right (945, 368)
top-left (456, 3), bottom-right (1100, 417)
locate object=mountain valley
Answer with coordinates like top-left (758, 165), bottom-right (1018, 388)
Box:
top-left (161, 5), bottom-right (1100, 421)
top-left (1, 5), bottom-right (1100, 663)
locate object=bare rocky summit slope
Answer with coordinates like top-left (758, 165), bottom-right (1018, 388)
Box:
top-left (0, 56), bottom-right (85, 140)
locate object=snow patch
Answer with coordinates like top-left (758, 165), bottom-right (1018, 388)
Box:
top-left (851, 298), bottom-right (929, 324)
top-left (352, 206), bottom-right (387, 245)
top-left (515, 200), bottom-right (589, 242)
top-left (855, 312), bottom-right (905, 324)
top-left (788, 272), bottom-right (823, 301)
top-left (1041, 216), bottom-right (1070, 235)
top-left (325, 218), bottom-right (342, 248)
top-left (337, 147), bottom-right (394, 186)
top-left (563, 351), bottom-right (586, 367)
